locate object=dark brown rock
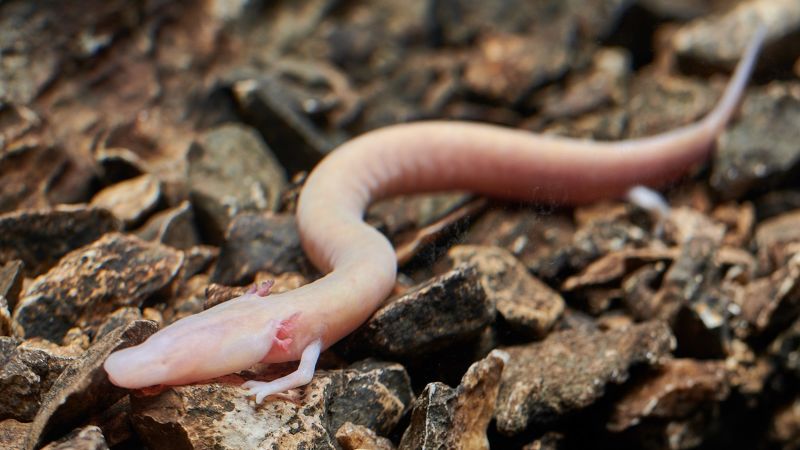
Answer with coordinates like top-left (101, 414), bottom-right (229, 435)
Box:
top-left (41, 425), bottom-right (109, 450)
top-left (0, 259), bottom-right (23, 312)
top-left (398, 350), bottom-right (507, 450)
top-left (130, 359), bottom-right (411, 449)
top-left (608, 359), bottom-right (729, 432)
top-left (0, 337), bottom-right (82, 422)
top-left (496, 321), bottom-right (675, 435)
top-left (463, 207), bottom-right (575, 281)
top-left (135, 200), bottom-right (201, 250)
top-left (769, 395), bottom-right (800, 448)
top-left (187, 123), bottom-right (287, 239)
top-left (0, 206), bottom-right (120, 276)
top-left (13, 233), bottom-right (182, 343)
top-left (90, 174), bottom-right (162, 229)
top-left (232, 76), bottom-right (344, 174)
top-left (711, 85), bottom-right (800, 200)
top-left (770, 315), bottom-right (800, 377)
top-left (343, 264), bottom-right (494, 358)
top-left (447, 245), bottom-right (564, 337)
top-left (738, 254), bottom-right (800, 337)
top-left (25, 320), bottom-right (157, 450)
top-left (754, 208), bottom-right (800, 271)
top-left (211, 212), bottom-right (307, 285)
top-left (464, 30), bottom-right (570, 104)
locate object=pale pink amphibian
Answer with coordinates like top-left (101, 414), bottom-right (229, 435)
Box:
top-left (104, 29), bottom-right (765, 403)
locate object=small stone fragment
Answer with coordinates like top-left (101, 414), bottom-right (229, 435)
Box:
top-left (754, 208), bottom-right (800, 270)
top-left (211, 212), bottom-right (307, 285)
top-left (711, 85), bottom-right (800, 200)
top-left (0, 206), bottom-right (120, 276)
top-left (187, 123), bottom-right (287, 238)
top-left (135, 201), bottom-right (201, 250)
top-left (464, 207), bottom-right (575, 281)
top-left (769, 396), bottom-right (800, 448)
top-left (563, 247), bottom-right (677, 292)
top-left (738, 252), bottom-right (800, 337)
top-left (13, 233), bottom-right (183, 343)
top-left (25, 320), bottom-right (157, 450)
top-left (447, 245), bottom-right (564, 337)
top-left (398, 350), bottom-right (508, 450)
top-left (496, 321), bottom-right (675, 435)
top-left (522, 432), bottom-right (566, 450)
top-left (0, 259), bottom-right (23, 312)
top-left (0, 337), bottom-right (82, 422)
top-left (232, 76), bottom-right (344, 173)
top-left (0, 418), bottom-right (29, 450)
top-left (40, 425), bottom-right (109, 450)
top-left (130, 359), bottom-right (411, 449)
top-left (343, 264), bottom-right (493, 358)
top-left (90, 174), bottom-right (162, 228)
top-left (0, 298), bottom-right (10, 337)
top-left (608, 359), bottom-right (729, 432)
top-left (336, 422), bottom-right (395, 450)
top-left (464, 30), bottom-right (570, 104)
top-left (672, 0), bottom-right (799, 67)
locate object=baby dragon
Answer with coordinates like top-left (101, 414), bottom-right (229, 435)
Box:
top-left (105, 29), bottom-right (765, 403)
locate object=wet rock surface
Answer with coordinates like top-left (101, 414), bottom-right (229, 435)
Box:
top-left (1, 0), bottom-right (800, 448)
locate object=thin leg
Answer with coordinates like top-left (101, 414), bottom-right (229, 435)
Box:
top-left (626, 185), bottom-right (670, 237)
top-left (242, 338), bottom-right (323, 404)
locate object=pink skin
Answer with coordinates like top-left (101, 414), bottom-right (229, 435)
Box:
top-left (104, 29), bottom-right (765, 402)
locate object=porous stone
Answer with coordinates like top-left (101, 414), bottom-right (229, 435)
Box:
top-left (187, 123), bottom-right (287, 238)
top-left (496, 321), bottom-right (675, 435)
top-left (130, 359), bottom-right (412, 449)
top-left (0, 206), bottom-right (120, 276)
top-left (447, 245), bottom-right (564, 337)
top-left (343, 264), bottom-right (494, 358)
top-left (13, 233), bottom-right (182, 343)
top-left (398, 350), bottom-right (507, 450)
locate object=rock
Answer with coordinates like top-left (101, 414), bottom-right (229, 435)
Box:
top-left (13, 233), bottom-right (182, 343)
top-left (768, 395), bottom-right (800, 448)
top-left (463, 30), bottom-right (571, 104)
top-left (754, 208), bottom-right (800, 270)
top-left (398, 350), bottom-right (507, 450)
top-left (711, 85), bottom-right (800, 200)
top-left (25, 320), bottom-right (157, 450)
top-left (0, 259), bottom-right (23, 313)
top-left (608, 359), bottom-right (729, 433)
top-left (463, 207), bottom-right (575, 281)
top-left (0, 144), bottom-right (86, 215)
top-left (90, 174), bottom-right (162, 228)
top-left (770, 315), bottom-right (800, 378)
top-left (495, 321), bottom-right (675, 435)
top-left (40, 425), bottom-right (109, 450)
top-left (342, 264), bottom-right (494, 359)
top-left (0, 337), bottom-right (82, 422)
top-left (447, 245), bottom-right (564, 337)
top-left (0, 418), bottom-right (29, 450)
top-left (738, 253), bottom-right (800, 337)
top-left (0, 206), bottom-right (120, 276)
top-left (672, 0), bottom-right (800, 68)
top-left (187, 123), bottom-right (287, 239)
top-left (135, 200), bottom-right (201, 250)
top-left (335, 422), bottom-right (395, 450)
top-left (129, 359), bottom-right (412, 449)
top-left (232, 77), bottom-right (343, 174)
top-left (211, 212), bottom-right (307, 285)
